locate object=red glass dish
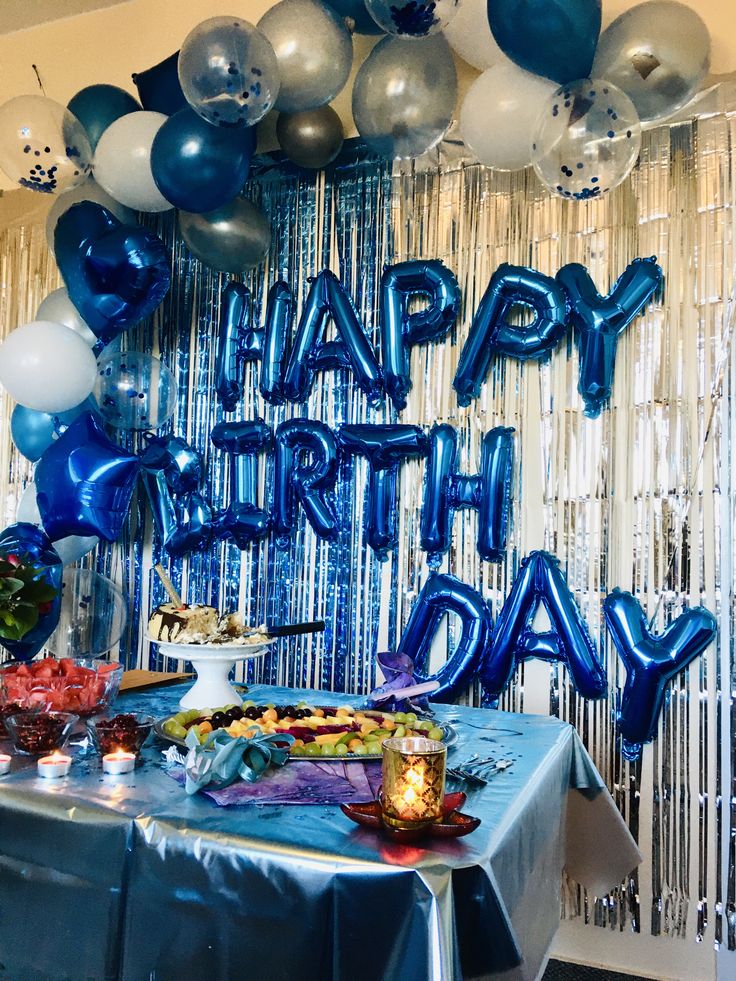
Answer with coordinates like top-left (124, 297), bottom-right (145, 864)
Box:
top-left (340, 791), bottom-right (481, 842)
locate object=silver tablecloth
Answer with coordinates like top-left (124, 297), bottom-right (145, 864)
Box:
top-left (0, 684), bottom-right (641, 981)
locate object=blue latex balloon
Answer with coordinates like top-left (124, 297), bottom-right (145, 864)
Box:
top-left (211, 420), bottom-right (272, 548)
top-left (421, 424), bottom-right (514, 565)
top-left (282, 270), bottom-right (383, 405)
top-left (54, 201), bottom-right (170, 349)
top-left (35, 412), bottom-right (140, 542)
top-left (139, 434), bottom-right (211, 556)
top-left (260, 281), bottom-right (291, 405)
top-left (397, 572), bottom-right (493, 702)
top-left (338, 424), bottom-right (428, 559)
top-left (557, 257), bottom-right (663, 418)
top-left (326, 0), bottom-right (383, 34)
top-left (67, 84), bottom-right (141, 152)
top-left (0, 523), bottom-right (63, 662)
top-left (274, 419), bottom-right (339, 545)
top-left (480, 550), bottom-right (607, 699)
top-left (10, 396), bottom-right (99, 462)
top-left (381, 259), bottom-right (460, 411)
top-left (604, 589), bottom-right (717, 760)
top-left (487, 0), bottom-right (601, 84)
top-left (215, 282), bottom-right (263, 413)
top-left (151, 108), bottom-right (254, 213)
top-left (454, 263), bottom-right (568, 406)
top-left (132, 51), bottom-right (189, 116)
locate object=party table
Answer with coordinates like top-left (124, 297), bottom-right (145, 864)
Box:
top-left (0, 684), bottom-right (640, 981)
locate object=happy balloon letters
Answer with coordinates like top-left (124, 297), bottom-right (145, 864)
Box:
top-left (214, 256), bottom-right (663, 416)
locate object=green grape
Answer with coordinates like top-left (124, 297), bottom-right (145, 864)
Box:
top-left (393, 725), bottom-right (406, 739)
top-left (393, 712), bottom-right (407, 724)
top-left (404, 712), bottom-right (418, 724)
top-left (290, 744), bottom-right (305, 757)
top-left (304, 741), bottom-right (322, 756)
top-left (321, 743), bottom-right (339, 756)
top-left (416, 720), bottom-right (433, 732)
top-left (334, 743), bottom-right (349, 757)
top-left (428, 727), bottom-right (444, 742)
top-left (163, 721), bottom-right (187, 740)
top-left (353, 742), bottom-right (370, 756)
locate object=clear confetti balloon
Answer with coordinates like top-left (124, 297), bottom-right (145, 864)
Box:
top-left (47, 568), bottom-right (128, 657)
top-left (532, 79), bottom-right (641, 201)
top-left (0, 96), bottom-right (91, 194)
top-left (352, 35), bottom-right (456, 159)
top-left (94, 351), bottom-right (177, 431)
top-left (365, 0), bottom-right (459, 37)
top-left (178, 16), bottom-right (280, 128)
top-left (592, 0), bottom-right (710, 123)
top-left (259, 0), bottom-right (353, 113)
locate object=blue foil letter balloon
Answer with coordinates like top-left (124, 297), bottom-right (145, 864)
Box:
top-left (603, 589), bottom-right (717, 760)
top-left (216, 282), bottom-right (263, 412)
top-left (453, 263), bottom-right (568, 406)
top-left (421, 424), bottom-right (514, 565)
top-left (480, 550), bottom-right (607, 700)
top-left (211, 420), bottom-right (272, 548)
top-left (397, 573), bottom-right (492, 701)
top-left (380, 259), bottom-right (460, 410)
top-left (338, 424), bottom-right (429, 559)
top-left (139, 434), bottom-right (212, 557)
top-left (54, 201), bottom-right (170, 349)
top-left (282, 270), bottom-right (383, 404)
top-left (273, 419), bottom-right (339, 546)
top-left (487, 0), bottom-right (601, 84)
top-left (0, 523), bottom-right (63, 661)
top-left (557, 257), bottom-right (663, 418)
top-left (260, 282), bottom-right (292, 405)
top-left (35, 412), bottom-right (140, 542)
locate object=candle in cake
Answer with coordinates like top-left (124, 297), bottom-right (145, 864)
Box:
top-left (381, 737), bottom-right (446, 827)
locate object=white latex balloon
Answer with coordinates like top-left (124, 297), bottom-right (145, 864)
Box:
top-left (46, 178), bottom-right (136, 254)
top-left (460, 63), bottom-right (556, 171)
top-left (16, 482), bottom-right (98, 565)
top-left (443, 0), bottom-right (508, 70)
top-left (36, 289), bottom-right (97, 348)
top-left (93, 111), bottom-right (172, 212)
top-left (0, 321), bottom-right (98, 412)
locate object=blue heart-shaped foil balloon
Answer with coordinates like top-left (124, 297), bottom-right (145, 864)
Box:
top-left (54, 201), bottom-right (171, 348)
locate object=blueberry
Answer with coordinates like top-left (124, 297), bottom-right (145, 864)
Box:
top-left (210, 711), bottom-right (227, 729)
top-left (226, 706), bottom-right (244, 721)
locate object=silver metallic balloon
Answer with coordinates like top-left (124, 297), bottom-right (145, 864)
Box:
top-left (179, 198), bottom-right (271, 273)
top-left (352, 35), bottom-right (457, 159)
top-left (258, 0), bottom-right (353, 113)
top-left (277, 106), bottom-right (344, 169)
top-left (592, 1), bottom-right (710, 123)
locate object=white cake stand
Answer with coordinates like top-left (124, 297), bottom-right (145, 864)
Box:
top-left (146, 637), bottom-right (274, 709)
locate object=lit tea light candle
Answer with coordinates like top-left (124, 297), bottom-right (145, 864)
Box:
top-left (37, 751), bottom-right (72, 779)
top-left (381, 736), bottom-right (446, 829)
top-left (102, 749), bottom-right (136, 775)
top-left (0, 754), bottom-right (11, 776)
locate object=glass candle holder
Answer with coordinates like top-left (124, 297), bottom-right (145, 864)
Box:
top-left (381, 736), bottom-right (446, 829)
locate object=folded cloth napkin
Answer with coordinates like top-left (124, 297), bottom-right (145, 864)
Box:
top-left (183, 726), bottom-right (294, 795)
top-left (367, 651), bottom-right (432, 713)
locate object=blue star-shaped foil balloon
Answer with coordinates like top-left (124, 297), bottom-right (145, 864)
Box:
top-left (35, 412), bottom-right (140, 542)
top-left (54, 201), bottom-right (170, 349)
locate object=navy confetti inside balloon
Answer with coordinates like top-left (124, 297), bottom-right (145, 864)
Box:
top-left (531, 78), bottom-right (641, 201)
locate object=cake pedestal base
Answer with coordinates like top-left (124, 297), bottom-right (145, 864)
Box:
top-left (145, 639), bottom-right (272, 709)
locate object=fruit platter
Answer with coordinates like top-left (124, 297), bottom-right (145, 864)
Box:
top-left (156, 700), bottom-right (456, 760)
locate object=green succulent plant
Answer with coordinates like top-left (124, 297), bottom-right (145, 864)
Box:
top-left (0, 554), bottom-right (58, 641)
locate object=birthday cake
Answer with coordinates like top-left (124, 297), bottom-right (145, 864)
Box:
top-left (148, 604), bottom-right (269, 646)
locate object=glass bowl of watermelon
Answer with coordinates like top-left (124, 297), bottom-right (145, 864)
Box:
top-left (0, 657), bottom-right (124, 716)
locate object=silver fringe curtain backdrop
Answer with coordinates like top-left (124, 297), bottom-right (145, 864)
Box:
top-left (0, 98), bottom-right (734, 958)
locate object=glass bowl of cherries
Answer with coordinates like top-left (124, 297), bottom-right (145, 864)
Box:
top-left (86, 712), bottom-right (155, 756)
top-left (4, 710), bottom-right (79, 755)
